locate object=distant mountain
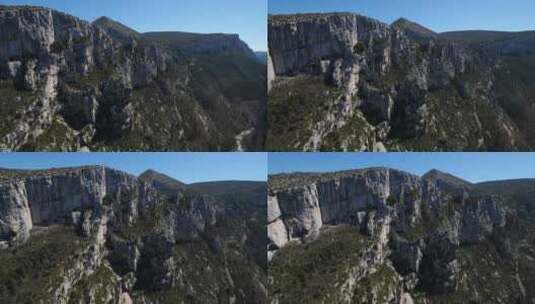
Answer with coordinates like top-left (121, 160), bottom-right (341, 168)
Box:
top-left (138, 169), bottom-right (267, 212)
top-left (254, 51), bottom-right (268, 64)
top-left (392, 17), bottom-right (437, 39)
top-left (422, 169), bottom-right (473, 193)
top-left (141, 31), bottom-right (257, 59)
top-left (438, 30), bottom-right (529, 44)
top-left (92, 16), bottom-right (140, 42)
top-left (189, 180), bottom-right (266, 196)
top-left (138, 169), bottom-right (186, 196)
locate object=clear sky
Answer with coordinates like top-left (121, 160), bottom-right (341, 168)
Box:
top-left (3, 0), bottom-right (267, 51)
top-left (0, 153), bottom-right (267, 183)
top-left (268, 153), bottom-right (535, 183)
top-left (269, 0), bottom-right (535, 33)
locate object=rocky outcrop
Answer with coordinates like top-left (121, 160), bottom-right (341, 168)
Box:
top-left (164, 194), bottom-right (219, 242)
top-left (0, 180), bottom-right (32, 246)
top-left (0, 5), bottom-right (266, 151)
top-left (268, 12), bottom-right (529, 151)
top-left (0, 166), bottom-right (152, 245)
top-left (268, 168), bottom-right (423, 252)
top-left (268, 167), bottom-right (512, 303)
top-left (0, 166), bottom-right (267, 303)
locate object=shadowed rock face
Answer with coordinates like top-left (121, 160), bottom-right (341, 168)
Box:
top-left (268, 12), bottom-right (535, 151)
top-left (268, 167), bottom-right (532, 303)
top-left (0, 166), bottom-right (267, 303)
top-left (0, 5), bottom-right (266, 151)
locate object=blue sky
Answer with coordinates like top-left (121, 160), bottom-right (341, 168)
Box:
top-left (3, 0), bottom-right (267, 51)
top-left (268, 153), bottom-right (535, 183)
top-left (0, 153), bottom-right (267, 183)
top-left (269, 0), bottom-right (535, 33)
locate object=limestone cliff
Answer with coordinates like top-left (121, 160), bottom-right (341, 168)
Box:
top-left (0, 5), bottom-right (266, 151)
top-left (0, 166), bottom-right (267, 303)
top-left (268, 13), bottom-right (535, 151)
top-left (269, 168), bottom-right (533, 303)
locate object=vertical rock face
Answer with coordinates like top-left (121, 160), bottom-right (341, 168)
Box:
top-left (0, 5), bottom-right (266, 151)
top-left (166, 194), bottom-right (220, 242)
top-left (268, 167), bottom-right (523, 303)
top-left (0, 166), bottom-right (152, 244)
top-left (267, 51), bottom-right (275, 92)
top-left (0, 166), bottom-right (267, 303)
top-left (459, 195), bottom-right (506, 243)
top-left (268, 168), bottom-right (424, 252)
top-left (268, 12), bottom-right (529, 151)
top-left (0, 180), bottom-right (32, 246)
top-left (269, 13), bottom-right (360, 76)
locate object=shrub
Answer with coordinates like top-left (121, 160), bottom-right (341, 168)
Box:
top-left (353, 42), bottom-right (367, 54)
top-left (386, 195), bottom-right (397, 206)
top-left (73, 35), bottom-right (90, 45)
top-left (50, 41), bottom-right (66, 54)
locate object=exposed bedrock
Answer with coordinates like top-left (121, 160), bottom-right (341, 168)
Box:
top-left (268, 167), bottom-right (508, 298)
top-left (268, 13), bottom-right (527, 151)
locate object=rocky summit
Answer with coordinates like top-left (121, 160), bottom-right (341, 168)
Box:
top-left (268, 167), bottom-right (535, 303)
top-left (0, 5), bottom-right (266, 151)
top-left (0, 166), bottom-right (267, 303)
top-left (267, 12), bottom-right (535, 151)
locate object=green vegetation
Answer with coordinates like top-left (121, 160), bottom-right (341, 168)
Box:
top-left (422, 241), bottom-right (521, 303)
top-left (269, 226), bottom-right (368, 303)
top-left (72, 35), bottom-right (90, 45)
top-left (353, 42), bottom-right (367, 54)
top-left (134, 241), bottom-right (258, 303)
top-left (50, 40), bottom-right (66, 54)
top-left (386, 195), bottom-right (397, 206)
top-left (191, 53), bottom-right (265, 102)
top-left (21, 118), bottom-right (73, 151)
top-left (267, 76), bottom-right (343, 150)
top-left (319, 112), bottom-right (374, 151)
top-left (494, 55), bottom-right (535, 145)
top-left (0, 81), bottom-right (35, 137)
top-left (68, 264), bottom-right (118, 304)
top-left (78, 68), bottom-right (113, 86)
top-left (352, 264), bottom-right (400, 304)
top-left (0, 226), bottom-right (86, 303)
top-left (113, 200), bottom-right (168, 240)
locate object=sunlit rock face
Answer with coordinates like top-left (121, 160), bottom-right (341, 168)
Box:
top-left (268, 12), bottom-right (533, 151)
top-left (0, 166), bottom-right (267, 303)
top-left (268, 168), bottom-right (527, 303)
top-left (0, 5), bottom-right (266, 152)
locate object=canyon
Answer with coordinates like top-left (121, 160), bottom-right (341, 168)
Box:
top-left (0, 5), bottom-right (266, 151)
top-left (268, 13), bottom-right (535, 151)
top-left (0, 166), bottom-right (267, 303)
top-left (268, 167), bottom-right (535, 303)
